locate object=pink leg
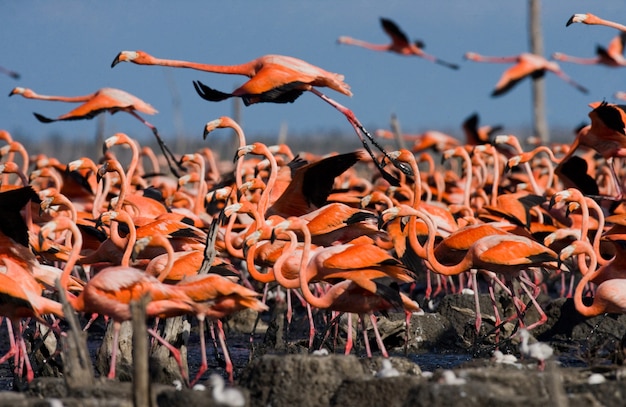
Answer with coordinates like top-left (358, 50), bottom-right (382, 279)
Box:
top-left (471, 270), bottom-right (482, 333)
top-left (360, 315), bottom-right (372, 358)
top-left (0, 319), bottom-right (17, 366)
top-left (190, 317), bottom-right (208, 387)
top-left (147, 327), bottom-right (189, 385)
top-left (308, 88), bottom-right (410, 184)
top-left (307, 303), bottom-right (315, 349)
top-left (369, 314), bottom-right (388, 357)
top-left (107, 321), bottom-right (121, 379)
top-left (215, 320), bottom-right (233, 384)
top-left (344, 313), bottom-right (353, 355)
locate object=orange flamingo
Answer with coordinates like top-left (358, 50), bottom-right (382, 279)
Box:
top-left (111, 50), bottom-right (411, 184)
top-left (464, 52), bottom-right (588, 96)
top-left (0, 257), bottom-right (65, 382)
top-left (553, 33), bottom-right (626, 67)
top-left (381, 205), bottom-right (558, 332)
top-left (40, 216), bottom-right (199, 383)
top-left (556, 101), bottom-right (626, 200)
top-left (176, 273), bottom-right (268, 385)
top-left (338, 17), bottom-right (458, 69)
top-left (275, 217), bottom-right (419, 357)
top-left (567, 13), bottom-right (626, 32)
top-left (560, 240), bottom-right (626, 318)
top-left (8, 86), bottom-right (182, 176)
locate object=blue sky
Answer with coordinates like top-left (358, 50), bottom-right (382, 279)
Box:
top-left (2, 1), bottom-right (626, 148)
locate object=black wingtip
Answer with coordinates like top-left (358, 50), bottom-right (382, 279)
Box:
top-left (193, 80), bottom-right (233, 102)
top-left (33, 112), bottom-right (55, 123)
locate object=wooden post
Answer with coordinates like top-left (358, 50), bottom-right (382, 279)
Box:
top-left (529, 0), bottom-right (549, 144)
top-left (56, 279), bottom-right (95, 390)
top-left (132, 295), bottom-right (152, 407)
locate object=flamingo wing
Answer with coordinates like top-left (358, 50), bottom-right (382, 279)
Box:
top-left (380, 18), bottom-right (410, 46)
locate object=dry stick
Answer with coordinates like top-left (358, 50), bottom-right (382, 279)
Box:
top-left (56, 279), bottom-right (95, 389)
top-left (198, 210), bottom-right (223, 274)
top-left (390, 114), bottom-right (407, 151)
top-left (132, 295), bottom-right (152, 407)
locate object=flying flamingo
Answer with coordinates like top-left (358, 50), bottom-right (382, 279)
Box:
top-left (552, 33), bottom-right (626, 67)
top-left (337, 17), bottom-right (459, 69)
top-left (567, 13), bottom-right (626, 32)
top-left (111, 50), bottom-right (411, 184)
top-left (464, 52), bottom-right (589, 96)
top-left (8, 86), bottom-right (182, 176)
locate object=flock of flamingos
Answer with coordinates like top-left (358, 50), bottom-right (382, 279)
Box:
top-left (2, 11), bottom-right (626, 389)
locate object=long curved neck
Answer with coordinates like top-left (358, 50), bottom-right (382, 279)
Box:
top-left (339, 37), bottom-right (390, 51)
top-left (272, 231), bottom-right (300, 289)
top-left (107, 211), bottom-right (137, 267)
top-left (244, 238), bottom-right (275, 283)
top-left (406, 206), bottom-right (474, 276)
top-left (154, 237), bottom-right (175, 282)
top-left (573, 244), bottom-right (602, 317)
top-left (554, 54), bottom-right (600, 65)
top-left (59, 220), bottom-right (82, 289)
top-left (142, 55), bottom-right (257, 76)
top-left (469, 55), bottom-right (519, 63)
top-left (20, 91), bottom-right (94, 103)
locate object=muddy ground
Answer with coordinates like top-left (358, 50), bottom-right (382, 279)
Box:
top-left (1, 289), bottom-right (626, 407)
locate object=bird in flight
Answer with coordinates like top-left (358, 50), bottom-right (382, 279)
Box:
top-left (553, 33), bottom-right (626, 67)
top-left (464, 52), bottom-right (589, 97)
top-left (567, 13), bottom-right (626, 32)
top-left (337, 17), bottom-right (459, 69)
top-left (8, 86), bottom-right (183, 176)
top-left (111, 50), bottom-right (412, 184)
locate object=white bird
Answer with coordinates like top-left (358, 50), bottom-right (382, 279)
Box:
top-left (375, 359), bottom-right (400, 378)
top-left (209, 374), bottom-right (246, 407)
top-left (491, 350), bottom-right (519, 365)
top-left (518, 328), bottom-right (553, 371)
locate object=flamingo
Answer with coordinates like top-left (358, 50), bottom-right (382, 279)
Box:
top-left (8, 86), bottom-right (182, 176)
top-left (111, 50), bottom-right (411, 184)
top-left (567, 13), bottom-right (626, 32)
top-left (381, 205), bottom-right (558, 332)
top-left (39, 216), bottom-right (199, 383)
top-left (553, 33), bottom-right (626, 67)
top-left (0, 257), bottom-right (65, 382)
top-left (337, 17), bottom-right (459, 69)
top-left (464, 52), bottom-right (589, 96)
top-left (555, 101), bottom-right (626, 200)
top-left (462, 113), bottom-right (502, 146)
top-left (560, 240), bottom-right (626, 317)
top-left (176, 272), bottom-right (268, 385)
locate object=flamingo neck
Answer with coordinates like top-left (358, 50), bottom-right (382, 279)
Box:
top-left (145, 56), bottom-right (256, 76)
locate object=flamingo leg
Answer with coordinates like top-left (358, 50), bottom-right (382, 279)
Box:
top-left (215, 320), bottom-right (233, 384)
top-left (471, 270), bottom-right (482, 333)
top-left (147, 327), bottom-right (189, 385)
top-left (107, 321), bottom-right (121, 379)
top-left (308, 88), bottom-right (410, 185)
top-left (190, 317), bottom-right (208, 387)
top-left (344, 313), bottom-right (353, 355)
top-left (127, 110), bottom-right (183, 177)
top-left (369, 314), bottom-right (389, 358)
